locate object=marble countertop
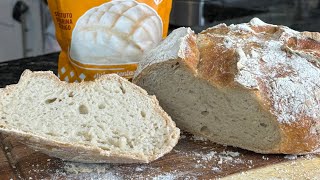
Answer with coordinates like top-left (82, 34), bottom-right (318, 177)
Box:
top-left (0, 53), bottom-right (59, 88)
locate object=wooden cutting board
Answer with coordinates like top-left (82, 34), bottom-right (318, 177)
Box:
top-left (0, 132), bottom-right (319, 179)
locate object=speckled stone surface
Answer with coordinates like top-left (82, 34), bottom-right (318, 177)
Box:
top-left (0, 53), bottom-right (59, 88)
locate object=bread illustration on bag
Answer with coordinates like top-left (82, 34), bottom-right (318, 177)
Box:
top-left (48, 0), bottom-right (172, 81)
top-left (70, 0), bottom-right (163, 65)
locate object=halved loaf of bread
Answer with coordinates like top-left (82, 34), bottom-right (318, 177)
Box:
top-left (133, 18), bottom-right (320, 154)
top-left (0, 70), bottom-right (180, 163)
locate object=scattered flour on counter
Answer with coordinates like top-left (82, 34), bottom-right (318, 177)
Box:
top-left (262, 156), bottom-right (269, 160)
top-left (63, 162), bottom-right (111, 174)
top-left (201, 151), bottom-right (217, 161)
top-left (221, 151), bottom-right (240, 157)
top-left (212, 167), bottom-right (221, 173)
top-left (135, 166), bottom-right (147, 172)
top-left (191, 135), bottom-right (209, 141)
top-left (190, 150), bottom-right (242, 170)
top-left (50, 162), bottom-right (124, 180)
top-left (217, 151), bottom-right (241, 165)
top-left (193, 151), bottom-right (217, 162)
top-left (284, 155), bottom-right (298, 160)
top-left (64, 171), bottom-right (122, 180)
top-left (152, 171), bottom-right (198, 180)
top-left (180, 134), bottom-right (186, 139)
top-left (152, 173), bottom-right (176, 180)
top-left (51, 161), bottom-right (198, 180)
top-left (284, 154), bottom-right (315, 160)
top-left (302, 154), bottom-right (315, 160)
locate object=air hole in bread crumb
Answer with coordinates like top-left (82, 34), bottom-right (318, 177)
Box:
top-left (79, 105), bottom-right (89, 114)
top-left (69, 102), bottom-right (74, 105)
top-left (141, 111), bottom-right (146, 118)
top-left (171, 62), bottom-right (180, 70)
top-left (189, 90), bottom-right (194, 94)
top-left (260, 123), bottom-right (268, 127)
top-left (68, 92), bottom-right (74, 97)
top-left (229, 136), bottom-right (237, 139)
top-left (97, 124), bottom-right (105, 131)
top-left (120, 85), bottom-right (126, 94)
top-left (45, 98), bottom-right (57, 104)
top-left (112, 131), bottom-right (119, 135)
top-left (201, 111), bottom-right (209, 116)
top-left (77, 131), bottom-right (92, 141)
top-left (45, 132), bottom-right (56, 136)
top-left (100, 146), bottom-right (110, 151)
top-left (200, 126), bottom-right (210, 135)
top-left (98, 104), bottom-right (106, 109)
top-left (1, 117), bottom-right (5, 119)
top-left (128, 141), bottom-right (134, 148)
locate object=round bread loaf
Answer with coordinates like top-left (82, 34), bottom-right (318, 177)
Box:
top-left (134, 18), bottom-right (320, 154)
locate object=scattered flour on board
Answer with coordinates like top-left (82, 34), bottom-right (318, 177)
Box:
top-left (181, 149), bottom-right (243, 170)
top-left (191, 135), bottom-right (209, 141)
top-left (50, 145), bottom-right (243, 179)
top-left (56, 162), bottom-right (123, 179)
top-left (284, 155), bottom-right (298, 160)
top-left (152, 173), bottom-right (176, 180)
top-left (51, 161), bottom-right (199, 179)
top-left (211, 167), bottom-right (221, 173)
top-left (180, 134), bottom-right (187, 139)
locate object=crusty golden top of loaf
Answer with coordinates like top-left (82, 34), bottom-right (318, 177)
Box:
top-left (134, 18), bottom-right (320, 153)
top-left (197, 18), bottom-right (320, 125)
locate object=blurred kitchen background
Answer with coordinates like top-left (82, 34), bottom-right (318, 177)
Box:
top-left (0, 0), bottom-right (319, 62)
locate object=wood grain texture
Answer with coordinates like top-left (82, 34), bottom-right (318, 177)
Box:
top-left (0, 132), bottom-right (319, 179)
top-left (0, 134), bottom-right (18, 180)
top-left (0, 150), bottom-right (16, 179)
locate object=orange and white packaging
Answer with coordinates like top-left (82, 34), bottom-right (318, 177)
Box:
top-left (48, 0), bottom-right (172, 82)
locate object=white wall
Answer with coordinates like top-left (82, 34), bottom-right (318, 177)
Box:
top-left (0, 0), bottom-right (24, 62)
top-left (0, 0), bottom-right (45, 62)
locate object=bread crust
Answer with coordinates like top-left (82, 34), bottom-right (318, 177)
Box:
top-left (0, 70), bottom-right (180, 163)
top-left (302, 31), bottom-right (320, 42)
top-left (134, 19), bottom-right (320, 154)
top-left (134, 27), bottom-right (199, 81)
top-left (197, 24), bottom-right (320, 154)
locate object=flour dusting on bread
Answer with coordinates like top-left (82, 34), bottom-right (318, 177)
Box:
top-left (214, 19), bottom-right (320, 124)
